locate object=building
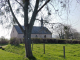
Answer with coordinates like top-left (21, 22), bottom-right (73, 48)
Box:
top-left (10, 25), bottom-right (52, 39)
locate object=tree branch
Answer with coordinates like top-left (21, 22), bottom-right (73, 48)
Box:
top-left (24, 0), bottom-right (29, 29)
top-left (37, 0), bottom-right (50, 13)
top-left (29, 0), bottom-right (39, 31)
top-left (7, 0), bottom-right (24, 33)
top-left (15, 0), bottom-right (24, 8)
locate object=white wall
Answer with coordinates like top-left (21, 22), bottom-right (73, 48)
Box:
top-left (31, 34), bottom-right (52, 38)
top-left (14, 34), bottom-right (52, 39)
top-left (10, 26), bottom-right (18, 38)
top-left (18, 34), bottom-right (24, 39)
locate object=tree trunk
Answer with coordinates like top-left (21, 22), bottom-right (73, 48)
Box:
top-left (23, 0), bottom-right (33, 57)
top-left (24, 29), bottom-right (33, 57)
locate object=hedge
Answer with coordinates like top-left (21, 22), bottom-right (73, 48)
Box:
top-left (31, 38), bottom-right (80, 44)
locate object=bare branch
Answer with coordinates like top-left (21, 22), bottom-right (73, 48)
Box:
top-left (7, 0), bottom-right (24, 33)
top-left (37, 0), bottom-right (50, 13)
top-left (15, 0), bottom-right (24, 8)
top-left (29, 0), bottom-right (39, 30)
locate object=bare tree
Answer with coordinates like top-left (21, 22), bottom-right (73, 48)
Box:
top-left (0, 0), bottom-right (51, 57)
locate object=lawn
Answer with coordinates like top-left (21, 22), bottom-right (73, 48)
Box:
top-left (1, 44), bottom-right (80, 60)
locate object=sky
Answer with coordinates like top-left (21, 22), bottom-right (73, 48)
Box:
top-left (51, 0), bottom-right (80, 32)
top-left (66, 0), bottom-right (80, 32)
top-left (0, 0), bottom-right (80, 39)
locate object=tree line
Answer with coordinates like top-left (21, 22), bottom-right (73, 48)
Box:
top-left (54, 24), bottom-right (80, 40)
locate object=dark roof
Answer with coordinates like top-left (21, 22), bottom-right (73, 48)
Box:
top-left (14, 25), bottom-right (52, 34)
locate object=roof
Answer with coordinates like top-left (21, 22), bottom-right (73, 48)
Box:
top-left (14, 25), bottom-right (52, 34)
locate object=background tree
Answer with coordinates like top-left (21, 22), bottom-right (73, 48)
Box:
top-left (54, 24), bottom-right (80, 39)
top-left (70, 28), bottom-right (80, 40)
top-left (55, 24), bottom-right (65, 39)
top-left (64, 25), bottom-right (71, 39)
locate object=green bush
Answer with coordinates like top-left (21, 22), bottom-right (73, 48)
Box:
top-left (0, 37), bottom-right (9, 44)
top-left (31, 38), bottom-right (43, 43)
top-left (10, 38), bottom-right (20, 45)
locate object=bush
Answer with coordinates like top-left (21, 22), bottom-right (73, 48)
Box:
top-left (10, 38), bottom-right (20, 45)
top-left (0, 37), bottom-right (9, 44)
top-left (31, 38), bottom-right (43, 43)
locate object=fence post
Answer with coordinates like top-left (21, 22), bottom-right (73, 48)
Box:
top-left (63, 46), bottom-right (65, 58)
top-left (44, 43), bottom-right (45, 54)
top-left (43, 39), bottom-right (45, 54)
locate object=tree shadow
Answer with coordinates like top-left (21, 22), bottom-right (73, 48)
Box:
top-left (28, 56), bottom-right (37, 60)
top-left (59, 55), bottom-right (64, 57)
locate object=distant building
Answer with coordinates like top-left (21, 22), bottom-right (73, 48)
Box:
top-left (10, 25), bottom-right (52, 39)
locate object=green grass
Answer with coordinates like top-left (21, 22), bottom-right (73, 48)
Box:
top-left (4, 44), bottom-right (25, 57)
top-left (1, 44), bottom-right (80, 60)
top-left (0, 49), bottom-right (24, 60)
top-left (32, 44), bottom-right (80, 60)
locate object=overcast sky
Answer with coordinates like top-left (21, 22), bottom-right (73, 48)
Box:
top-left (0, 0), bottom-right (80, 39)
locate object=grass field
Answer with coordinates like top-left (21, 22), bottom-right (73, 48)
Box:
top-left (1, 44), bottom-right (80, 60)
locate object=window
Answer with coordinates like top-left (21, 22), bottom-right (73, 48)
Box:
top-left (35, 35), bottom-right (38, 38)
top-left (44, 35), bottom-right (46, 38)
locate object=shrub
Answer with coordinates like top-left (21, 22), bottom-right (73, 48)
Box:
top-left (10, 38), bottom-right (20, 45)
top-left (0, 37), bottom-right (9, 44)
top-left (31, 38), bottom-right (43, 43)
